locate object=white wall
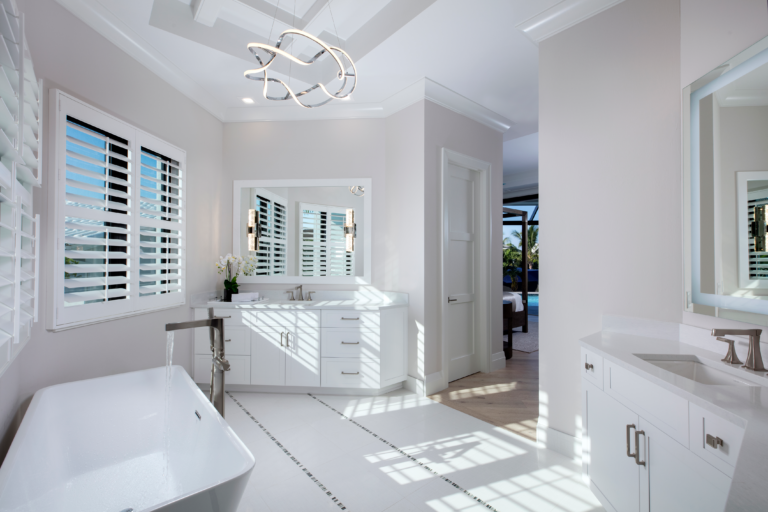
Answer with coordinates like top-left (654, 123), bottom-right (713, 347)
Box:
top-left (540, 0), bottom-right (768, 444)
top-left (0, 0), bottom-right (226, 460)
top-left (539, 0), bottom-right (683, 440)
top-left (384, 102), bottom-right (425, 379)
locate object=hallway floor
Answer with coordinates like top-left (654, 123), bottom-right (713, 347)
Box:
top-left (227, 388), bottom-right (603, 512)
top-left (428, 351), bottom-right (539, 441)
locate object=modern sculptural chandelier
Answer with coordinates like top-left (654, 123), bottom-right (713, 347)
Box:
top-left (244, 1), bottom-right (357, 109)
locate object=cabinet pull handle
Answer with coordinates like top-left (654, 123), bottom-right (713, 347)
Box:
top-left (225, 339), bottom-right (231, 342)
top-left (448, 298), bottom-right (457, 303)
top-left (585, 362), bottom-right (594, 371)
top-left (341, 317), bottom-right (360, 321)
top-left (634, 430), bottom-right (646, 466)
top-left (341, 341), bottom-right (360, 345)
top-left (285, 332), bottom-right (290, 348)
top-left (280, 332), bottom-right (284, 347)
top-left (626, 424), bottom-right (636, 458)
top-left (706, 434), bottom-right (724, 449)
top-left (341, 371), bottom-right (360, 375)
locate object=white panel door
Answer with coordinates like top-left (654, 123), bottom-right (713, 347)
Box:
top-left (588, 388), bottom-right (641, 512)
top-left (251, 325), bottom-right (286, 386)
top-left (640, 418), bottom-right (731, 512)
top-left (445, 164), bottom-right (478, 382)
top-left (285, 326), bottom-right (321, 387)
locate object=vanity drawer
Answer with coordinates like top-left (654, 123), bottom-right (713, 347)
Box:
top-left (212, 309), bottom-right (246, 326)
top-left (322, 310), bottom-right (380, 329)
top-left (321, 358), bottom-right (380, 388)
top-left (581, 347), bottom-right (603, 389)
top-left (689, 402), bottom-right (745, 477)
top-left (194, 354), bottom-right (251, 385)
top-left (322, 329), bottom-right (380, 358)
top-left (223, 326), bottom-right (250, 356)
top-left (250, 310), bottom-right (320, 328)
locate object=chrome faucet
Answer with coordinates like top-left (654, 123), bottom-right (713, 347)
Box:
top-left (166, 308), bottom-right (230, 417)
top-left (711, 329), bottom-right (766, 371)
top-left (292, 285), bottom-right (304, 301)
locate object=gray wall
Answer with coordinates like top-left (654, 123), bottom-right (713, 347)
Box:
top-left (0, 0), bottom-right (227, 460)
top-left (539, 0), bottom-right (768, 442)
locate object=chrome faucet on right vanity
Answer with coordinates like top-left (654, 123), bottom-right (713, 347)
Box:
top-left (711, 329), bottom-right (766, 372)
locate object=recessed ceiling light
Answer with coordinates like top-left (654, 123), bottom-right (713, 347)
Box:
top-left (242, 98), bottom-right (254, 104)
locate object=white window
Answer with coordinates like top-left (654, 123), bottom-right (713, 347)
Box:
top-left (300, 203), bottom-right (353, 276)
top-left (250, 188), bottom-right (286, 275)
top-left (48, 92), bottom-right (186, 330)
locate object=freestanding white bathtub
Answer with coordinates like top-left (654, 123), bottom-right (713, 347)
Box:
top-left (0, 366), bottom-right (255, 512)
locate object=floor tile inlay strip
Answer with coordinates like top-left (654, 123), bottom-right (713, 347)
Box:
top-left (308, 394), bottom-right (499, 511)
top-left (226, 392), bottom-right (348, 510)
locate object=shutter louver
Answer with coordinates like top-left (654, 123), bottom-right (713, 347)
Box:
top-left (300, 203), bottom-right (354, 276)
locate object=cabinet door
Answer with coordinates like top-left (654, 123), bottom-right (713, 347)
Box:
top-left (251, 326), bottom-right (286, 386)
top-left (588, 387), bottom-right (641, 512)
top-left (640, 418), bottom-right (730, 512)
top-left (285, 326), bottom-right (321, 387)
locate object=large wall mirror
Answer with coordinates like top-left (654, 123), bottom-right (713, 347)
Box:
top-left (684, 35), bottom-right (768, 324)
top-left (233, 179), bottom-right (371, 284)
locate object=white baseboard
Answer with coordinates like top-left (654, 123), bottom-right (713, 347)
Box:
top-left (491, 351), bottom-right (506, 371)
top-left (425, 371), bottom-right (445, 396)
top-left (537, 421), bottom-right (582, 462)
top-left (404, 375), bottom-right (425, 396)
top-left (210, 382), bottom-right (403, 396)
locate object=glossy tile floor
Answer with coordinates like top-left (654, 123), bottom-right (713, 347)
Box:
top-left (226, 389), bottom-right (604, 512)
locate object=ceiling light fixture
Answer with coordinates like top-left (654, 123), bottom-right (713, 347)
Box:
top-left (242, 97), bottom-right (254, 104)
top-left (243, 0), bottom-right (357, 109)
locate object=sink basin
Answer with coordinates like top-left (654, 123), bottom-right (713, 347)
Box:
top-left (635, 355), bottom-right (760, 387)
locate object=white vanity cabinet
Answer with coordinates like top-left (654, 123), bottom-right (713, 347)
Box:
top-left (193, 302), bottom-right (408, 394)
top-left (582, 349), bottom-right (736, 512)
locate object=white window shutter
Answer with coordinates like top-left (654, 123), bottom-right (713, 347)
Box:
top-left (300, 203), bottom-right (354, 277)
top-left (51, 94), bottom-right (186, 329)
top-left (251, 188), bottom-right (286, 276)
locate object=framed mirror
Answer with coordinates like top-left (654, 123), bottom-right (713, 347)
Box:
top-left (233, 179), bottom-right (371, 284)
top-left (684, 35), bottom-right (768, 323)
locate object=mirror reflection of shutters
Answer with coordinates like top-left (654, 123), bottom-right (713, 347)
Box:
top-left (63, 116), bottom-right (131, 308)
top-left (300, 203), bottom-right (353, 277)
top-left (251, 189), bottom-right (286, 275)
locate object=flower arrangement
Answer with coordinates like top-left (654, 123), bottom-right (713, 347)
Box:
top-left (241, 255), bottom-right (258, 277)
top-left (216, 254), bottom-right (243, 299)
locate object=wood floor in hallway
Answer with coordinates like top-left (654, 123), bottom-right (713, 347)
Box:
top-left (428, 350), bottom-right (539, 441)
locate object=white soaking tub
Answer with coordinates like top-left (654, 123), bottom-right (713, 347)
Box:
top-left (0, 366), bottom-right (254, 512)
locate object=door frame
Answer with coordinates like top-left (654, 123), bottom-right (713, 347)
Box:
top-left (440, 148), bottom-right (493, 390)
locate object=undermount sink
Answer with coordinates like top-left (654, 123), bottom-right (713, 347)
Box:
top-left (635, 354), bottom-right (760, 387)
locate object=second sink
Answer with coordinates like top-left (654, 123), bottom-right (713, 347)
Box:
top-left (635, 354), bottom-right (759, 387)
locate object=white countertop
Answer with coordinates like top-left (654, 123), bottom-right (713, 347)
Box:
top-left (191, 299), bottom-right (406, 310)
top-left (581, 331), bottom-right (768, 511)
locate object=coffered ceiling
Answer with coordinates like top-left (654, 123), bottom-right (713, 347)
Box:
top-left (57, 0), bottom-right (573, 139)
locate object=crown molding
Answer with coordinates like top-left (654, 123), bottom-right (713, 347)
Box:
top-left (56, 0), bottom-right (227, 121)
top-left (56, 1), bottom-right (512, 132)
top-left (226, 78), bottom-right (513, 132)
top-left (515, 0), bottom-right (626, 45)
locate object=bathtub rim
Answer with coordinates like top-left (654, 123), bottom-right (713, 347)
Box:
top-left (0, 365), bottom-right (256, 511)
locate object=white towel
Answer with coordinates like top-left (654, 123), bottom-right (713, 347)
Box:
top-left (503, 292), bottom-right (524, 312)
top-left (232, 292), bottom-right (260, 302)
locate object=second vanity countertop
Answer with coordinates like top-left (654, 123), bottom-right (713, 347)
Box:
top-left (581, 331), bottom-right (768, 511)
top-left (191, 299), bottom-right (407, 311)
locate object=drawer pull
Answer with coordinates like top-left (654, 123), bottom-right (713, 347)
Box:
top-left (634, 429), bottom-right (646, 466)
top-left (341, 317), bottom-right (360, 321)
top-left (341, 341), bottom-right (360, 345)
top-left (626, 424), bottom-right (636, 458)
top-left (585, 362), bottom-right (594, 371)
top-left (706, 434), bottom-right (724, 449)
top-left (225, 339), bottom-right (231, 342)
top-left (341, 371), bottom-right (360, 375)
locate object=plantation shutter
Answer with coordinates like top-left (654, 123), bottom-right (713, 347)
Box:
top-left (250, 188), bottom-right (286, 275)
top-left (52, 95), bottom-right (185, 329)
top-left (300, 203), bottom-right (353, 276)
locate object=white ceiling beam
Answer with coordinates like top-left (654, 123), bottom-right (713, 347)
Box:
top-left (516, 0), bottom-right (626, 45)
top-left (192, 0), bottom-right (223, 27)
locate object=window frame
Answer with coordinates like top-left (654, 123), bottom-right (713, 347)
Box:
top-left (47, 90), bottom-right (187, 331)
